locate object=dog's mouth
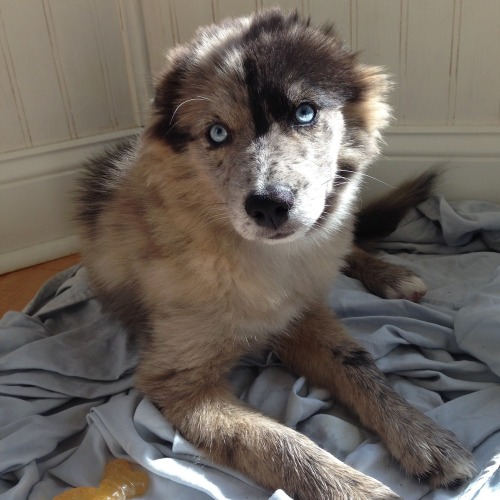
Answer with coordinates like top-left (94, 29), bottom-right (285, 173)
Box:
top-left (268, 231), bottom-right (295, 240)
top-left (247, 222), bottom-right (305, 244)
top-left (247, 224), bottom-right (299, 243)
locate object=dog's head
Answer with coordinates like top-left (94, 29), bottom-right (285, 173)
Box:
top-left (147, 8), bottom-right (390, 243)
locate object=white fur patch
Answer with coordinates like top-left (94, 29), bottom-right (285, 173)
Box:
top-left (384, 274), bottom-right (427, 301)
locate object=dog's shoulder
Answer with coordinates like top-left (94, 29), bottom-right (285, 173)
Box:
top-left (75, 138), bottom-right (139, 233)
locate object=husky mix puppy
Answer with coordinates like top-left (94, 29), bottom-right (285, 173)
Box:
top-left (76, 8), bottom-right (475, 499)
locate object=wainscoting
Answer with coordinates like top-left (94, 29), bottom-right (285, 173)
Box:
top-left (1, 0), bottom-right (499, 272)
top-left (0, 129), bottom-right (137, 273)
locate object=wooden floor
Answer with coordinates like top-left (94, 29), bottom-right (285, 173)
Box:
top-left (0, 254), bottom-right (81, 317)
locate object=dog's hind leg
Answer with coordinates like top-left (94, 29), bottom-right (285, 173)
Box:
top-left (276, 302), bottom-right (476, 489)
top-left (345, 168), bottom-right (441, 301)
top-left (136, 319), bottom-right (399, 500)
top-left (343, 245), bottom-right (427, 301)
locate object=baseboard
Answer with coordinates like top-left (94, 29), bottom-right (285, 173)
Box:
top-left (0, 236), bottom-right (80, 275)
top-left (1, 126), bottom-right (499, 273)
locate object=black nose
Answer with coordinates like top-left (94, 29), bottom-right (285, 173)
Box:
top-left (245, 186), bottom-right (295, 229)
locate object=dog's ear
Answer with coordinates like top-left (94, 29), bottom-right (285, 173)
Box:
top-left (146, 42), bottom-right (198, 151)
top-left (316, 22), bottom-right (391, 137)
top-left (343, 64), bottom-right (392, 136)
top-left (152, 15), bottom-right (248, 111)
top-left (152, 44), bottom-right (191, 112)
top-left (336, 63), bottom-right (391, 168)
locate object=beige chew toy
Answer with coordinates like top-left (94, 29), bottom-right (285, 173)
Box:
top-left (54, 459), bottom-right (149, 500)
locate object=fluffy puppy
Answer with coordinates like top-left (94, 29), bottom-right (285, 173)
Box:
top-left (76, 8), bottom-right (475, 499)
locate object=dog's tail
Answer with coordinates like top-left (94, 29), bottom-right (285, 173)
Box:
top-left (354, 167), bottom-right (442, 243)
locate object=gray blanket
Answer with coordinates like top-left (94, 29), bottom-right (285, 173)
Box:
top-left (1, 196), bottom-right (500, 499)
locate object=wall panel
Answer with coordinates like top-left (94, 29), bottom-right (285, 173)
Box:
top-left (0, 0), bottom-right (71, 149)
top-left (307, 0), bottom-right (351, 46)
top-left (170, 0), bottom-right (214, 44)
top-left (0, 28), bottom-right (26, 152)
top-left (93, 0), bottom-right (139, 130)
top-left (354, 0), bottom-right (403, 119)
top-left (454, 0), bottom-right (500, 124)
top-left (402, 0), bottom-right (455, 124)
top-left (214, 0), bottom-right (259, 21)
top-left (141, 0), bottom-right (176, 77)
top-left (48, 0), bottom-right (116, 137)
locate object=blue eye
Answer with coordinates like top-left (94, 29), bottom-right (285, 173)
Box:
top-left (208, 124), bottom-right (229, 144)
top-left (295, 103), bottom-right (316, 125)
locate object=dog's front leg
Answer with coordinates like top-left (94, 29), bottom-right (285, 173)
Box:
top-left (136, 319), bottom-right (398, 500)
top-left (276, 303), bottom-right (476, 489)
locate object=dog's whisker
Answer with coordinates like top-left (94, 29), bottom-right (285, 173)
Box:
top-left (168, 96), bottom-right (213, 125)
top-left (358, 172), bottom-right (396, 189)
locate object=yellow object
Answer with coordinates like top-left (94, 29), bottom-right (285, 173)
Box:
top-left (54, 459), bottom-right (149, 500)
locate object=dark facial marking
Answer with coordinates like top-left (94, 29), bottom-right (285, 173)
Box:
top-left (243, 57), bottom-right (271, 137)
top-left (149, 120), bottom-right (193, 153)
top-left (147, 57), bottom-right (195, 152)
top-left (238, 11), bottom-right (364, 142)
top-left (335, 161), bottom-right (357, 186)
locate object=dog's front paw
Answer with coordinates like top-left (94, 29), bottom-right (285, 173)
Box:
top-left (289, 442), bottom-right (400, 500)
top-left (392, 420), bottom-right (476, 488)
top-left (313, 453), bottom-right (401, 500)
top-left (421, 430), bottom-right (476, 488)
top-left (344, 475), bottom-right (401, 500)
top-left (286, 435), bottom-right (401, 499)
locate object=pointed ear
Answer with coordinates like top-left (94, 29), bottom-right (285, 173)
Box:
top-left (344, 64), bottom-right (392, 136)
top-left (152, 44), bottom-right (191, 111)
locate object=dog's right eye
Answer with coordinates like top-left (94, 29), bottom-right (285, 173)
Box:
top-left (208, 124), bottom-right (229, 145)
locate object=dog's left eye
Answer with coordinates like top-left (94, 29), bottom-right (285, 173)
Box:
top-left (208, 124), bottom-right (229, 144)
top-left (294, 103), bottom-right (316, 125)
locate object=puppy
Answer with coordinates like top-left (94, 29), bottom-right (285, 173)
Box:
top-left (76, 9), bottom-right (475, 499)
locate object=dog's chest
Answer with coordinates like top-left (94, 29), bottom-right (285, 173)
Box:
top-left (142, 223), bottom-right (350, 338)
top-left (198, 238), bottom-right (346, 333)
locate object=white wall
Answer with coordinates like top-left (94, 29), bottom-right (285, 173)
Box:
top-left (0, 0), bottom-right (148, 272)
top-left (1, 0), bottom-right (499, 272)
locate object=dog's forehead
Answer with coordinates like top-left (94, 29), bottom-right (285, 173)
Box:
top-left (198, 13), bottom-right (356, 102)
top-left (150, 9), bottom-right (362, 150)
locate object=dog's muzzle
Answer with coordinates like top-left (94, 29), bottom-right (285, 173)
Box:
top-left (244, 185), bottom-right (295, 230)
